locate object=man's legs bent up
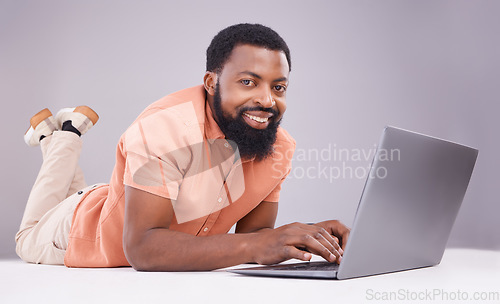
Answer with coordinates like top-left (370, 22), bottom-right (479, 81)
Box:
top-left (40, 135), bottom-right (88, 198)
top-left (16, 131), bottom-right (83, 264)
top-left (16, 106), bottom-right (99, 264)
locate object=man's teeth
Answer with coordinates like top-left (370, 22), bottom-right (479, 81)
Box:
top-left (244, 113), bottom-right (269, 123)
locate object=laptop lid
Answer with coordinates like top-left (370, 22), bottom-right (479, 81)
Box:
top-left (228, 126), bottom-right (478, 280)
top-left (336, 126), bottom-right (478, 279)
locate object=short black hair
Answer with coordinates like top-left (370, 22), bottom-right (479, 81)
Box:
top-left (206, 23), bottom-right (291, 73)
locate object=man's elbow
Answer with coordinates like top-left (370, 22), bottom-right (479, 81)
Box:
top-left (128, 256), bottom-right (151, 272)
top-left (123, 237), bottom-right (154, 271)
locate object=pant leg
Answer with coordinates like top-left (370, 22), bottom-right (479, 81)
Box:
top-left (15, 188), bottom-right (91, 264)
top-left (67, 165), bottom-right (88, 197)
top-left (16, 131), bottom-right (84, 264)
top-left (40, 135), bottom-right (88, 198)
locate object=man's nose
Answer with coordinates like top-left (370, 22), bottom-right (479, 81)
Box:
top-left (255, 87), bottom-right (274, 108)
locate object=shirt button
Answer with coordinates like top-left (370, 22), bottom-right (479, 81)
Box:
top-left (217, 197), bottom-right (222, 203)
top-left (203, 227), bottom-right (208, 232)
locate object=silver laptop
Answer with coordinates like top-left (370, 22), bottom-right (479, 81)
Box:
top-left (228, 126), bottom-right (478, 280)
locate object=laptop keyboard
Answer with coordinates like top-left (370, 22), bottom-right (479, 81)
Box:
top-left (258, 261), bottom-right (339, 271)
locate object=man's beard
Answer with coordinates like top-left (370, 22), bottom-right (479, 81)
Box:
top-left (212, 82), bottom-right (281, 160)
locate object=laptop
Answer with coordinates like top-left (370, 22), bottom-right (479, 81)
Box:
top-left (228, 126), bottom-right (478, 280)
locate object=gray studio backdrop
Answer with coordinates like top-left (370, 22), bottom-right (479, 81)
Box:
top-left (1, 0), bottom-right (498, 258)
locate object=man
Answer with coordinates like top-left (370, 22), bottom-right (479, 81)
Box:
top-left (16, 23), bottom-right (350, 271)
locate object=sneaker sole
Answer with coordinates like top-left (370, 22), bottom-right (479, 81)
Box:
top-left (75, 106), bottom-right (99, 125)
top-left (25, 108), bottom-right (53, 134)
top-left (23, 126), bottom-right (35, 145)
top-left (24, 108), bottom-right (54, 146)
top-left (57, 106), bottom-right (99, 126)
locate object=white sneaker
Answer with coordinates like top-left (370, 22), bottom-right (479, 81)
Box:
top-left (24, 108), bottom-right (58, 146)
top-left (55, 106), bottom-right (99, 136)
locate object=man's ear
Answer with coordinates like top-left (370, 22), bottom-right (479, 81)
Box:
top-left (203, 71), bottom-right (217, 96)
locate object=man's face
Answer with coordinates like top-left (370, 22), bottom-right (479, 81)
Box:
top-left (210, 44), bottom-right (290, 160)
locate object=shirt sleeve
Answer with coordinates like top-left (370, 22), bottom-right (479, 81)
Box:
top-left (263, 167), bottom-right (291, 203)
top-left (263, 130), bottom-right (296, 203)
top-left (122, 109), bottom-right (191, 200)
top-left (123, 149), bottom-right (183, 200)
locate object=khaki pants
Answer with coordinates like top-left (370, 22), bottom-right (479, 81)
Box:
top-left (15, 131), bottom-right (99, 265)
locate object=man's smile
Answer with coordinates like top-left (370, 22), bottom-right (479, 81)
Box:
top-left (242, 111), bottom-right (274, 129)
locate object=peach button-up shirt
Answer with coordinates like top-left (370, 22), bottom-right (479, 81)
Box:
top-left (64, 85), bottom-right (295, 267)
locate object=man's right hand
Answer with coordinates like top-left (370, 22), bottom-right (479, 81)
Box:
top-left (250, 222), bottom-right (344, 265)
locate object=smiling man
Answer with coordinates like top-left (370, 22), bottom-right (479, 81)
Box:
top-left (16, 23), bottom-right (350, 270)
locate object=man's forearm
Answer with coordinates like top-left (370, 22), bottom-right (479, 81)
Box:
top-left (125, 228), bottom-right (256, 271)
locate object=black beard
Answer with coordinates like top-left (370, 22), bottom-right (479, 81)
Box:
top-left (212, 82), bottom-right (281, 160)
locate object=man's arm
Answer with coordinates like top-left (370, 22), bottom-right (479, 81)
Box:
top-left (123, 186), bottom-right (253, 271)
top-left (123, 186), bottom-right (345, 271)
top-left (235, 201), bottom-right (278, 233)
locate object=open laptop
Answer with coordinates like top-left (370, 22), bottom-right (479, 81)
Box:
top-left (228, 126), bottom-right (478, 280)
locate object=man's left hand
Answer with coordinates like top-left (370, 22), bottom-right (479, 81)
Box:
top-left (311, 220), bottom-right (350, 251)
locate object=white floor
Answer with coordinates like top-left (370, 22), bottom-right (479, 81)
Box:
top-left (1, 248), bottom-right (499, 304)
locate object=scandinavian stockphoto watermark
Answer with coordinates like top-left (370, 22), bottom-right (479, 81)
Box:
top-left (365, 288), bottom-right (500, 302)
top-left (272, 143), bottom-right (400, 182)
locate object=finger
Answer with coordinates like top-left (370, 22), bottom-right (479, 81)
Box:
top-left (312, 229), bottom-right (343, 262)
top-left (332, 236), bottom-right (339, 245)
top-left (319, 233), bottom-right (343, 263)
top-left (302, 225), bottom-right (343, 257)
top-left (327, 221), bottom-right (350, 250)
top-left (290, 224), bottom-right (342, 262)
top-left (315, 233), bottom-right (343, 263)
top-left (305, 224), bottom-right (341, 251)
top-left (318, 228), bottom-right (342, 254)
top-left (284, 246), bottom-right (312, 261)
top-left (321, 221), bottom-right (351, 250)
top-left (296, 246), bottom-right (310, 253)
top-left (291, 234), bottom-right (337, 263)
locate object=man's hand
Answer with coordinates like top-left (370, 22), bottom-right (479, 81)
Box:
top-left (311, 220), bottom-right (350, 250)
top-left (249, 222), bottom-right (347, 265)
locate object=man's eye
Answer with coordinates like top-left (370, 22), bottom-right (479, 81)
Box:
top-left (274, 85), bottom-right (286, 92)
top-left (241, 79), bottom-right (253, 86)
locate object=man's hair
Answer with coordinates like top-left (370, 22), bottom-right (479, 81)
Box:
top-left (206, 23), bottom-right (291, 73)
